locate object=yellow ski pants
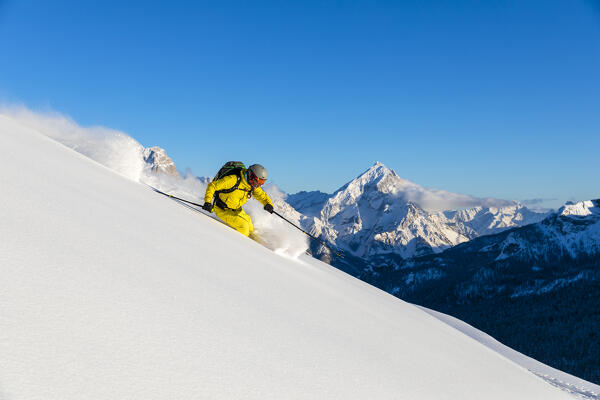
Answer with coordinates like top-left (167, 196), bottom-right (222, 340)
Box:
top-left (214, 206), bottom-right (254, 237)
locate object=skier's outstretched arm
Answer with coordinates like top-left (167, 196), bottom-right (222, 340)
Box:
top-left (253, 187), bottom-right (274, 213)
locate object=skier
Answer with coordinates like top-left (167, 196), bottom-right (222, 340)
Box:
top-left (202, 163), bottom-right (274, 237)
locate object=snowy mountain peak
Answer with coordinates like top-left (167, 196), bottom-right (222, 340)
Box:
top-left (142, 146), bottom-right (180, 177)
top-left (559, 200), bottom-right (600, 217)
top-left (368, 161), bottom-right (396, 178)
top-left (334, 162), bottom-right (407, 199)
top-left (320, 163), bottom-right (403, 221)
top-left (285, 161), bottom-right (550, 263)
top-left (360, 161), bottom-right (398, 182)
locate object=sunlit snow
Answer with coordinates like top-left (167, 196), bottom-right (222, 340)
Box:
top-left (1, 111), bottom-right (592, 399)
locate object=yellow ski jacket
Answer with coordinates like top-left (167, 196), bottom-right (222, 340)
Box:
top-left (204, 169), bottom-right (273, 211)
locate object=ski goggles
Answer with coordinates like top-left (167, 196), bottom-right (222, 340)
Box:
top-left (249, 172), bottom-right (266, 187)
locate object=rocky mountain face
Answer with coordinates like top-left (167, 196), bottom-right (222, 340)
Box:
top-left (359, 199), bottom-right (600, 384)
top-left (361, 199), bottom-right (600, 301)
top-left (287, 162), bottom-right (548, 272)
top-left (143, 146), bottom-right (180, 177)
top-left (441, 205), bottom-right (549, 239)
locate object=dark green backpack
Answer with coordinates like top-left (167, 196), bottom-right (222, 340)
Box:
top-left (215, 161), bottom-right (245, 181)
top-left (213, 161), bottom-right (247, 199)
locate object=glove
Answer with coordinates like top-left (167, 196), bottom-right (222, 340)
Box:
top-left (202, 202), bottom-right (214, 213)
top-left (264, 204), bottom-right (274, 214)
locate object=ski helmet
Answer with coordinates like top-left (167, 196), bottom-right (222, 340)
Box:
top-left (248, 164), bottom-right (268, 188)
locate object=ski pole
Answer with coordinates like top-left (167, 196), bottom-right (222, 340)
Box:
top-left (273, 211), bottom-right (344, 258)
top-left (149, 185), bottom-right (344, 258)
top-left (147, 186), bottom-right (206, 208)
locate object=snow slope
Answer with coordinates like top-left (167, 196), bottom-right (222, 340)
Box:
top-left (0, 115), bottom-right (579, 399)
top-left (422, 308), bottom-right (600, 399)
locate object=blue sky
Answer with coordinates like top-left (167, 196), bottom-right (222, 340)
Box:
top-left (1, 0), bottom-right (599, 208)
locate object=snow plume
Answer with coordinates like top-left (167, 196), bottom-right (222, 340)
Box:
top-left (142, 170), bottom-right (208, 207)
top-left (0, 105), bottom-right (308, 257)
top-left (338, 162), bottom-right (514, 212)
top-left (398, 185), bottom-right (514, 212)
top-left (519, 198), bottom-right (558, 212)
top-left (144, 175), bottom-right (309, 258)
top-left (0, 105), bottom-right (146, 181)
top-left (249, 184), bottom-right (310, 258)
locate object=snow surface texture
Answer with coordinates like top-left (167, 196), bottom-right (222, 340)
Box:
top-left (0, 116), bottom-right (584, 398)
top-left (422, 308), bottom-right (600, 399)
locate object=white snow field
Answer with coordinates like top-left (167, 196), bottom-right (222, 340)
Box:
top-left (0, 115), bottom-right (589, 400)
top-left (421, 308), bottom-right (600, 399)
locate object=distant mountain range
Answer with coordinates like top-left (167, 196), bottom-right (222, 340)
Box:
top-left (287, 162), bottom-right (549, 273)
top-left (361, 199), bottom-right (600, 302)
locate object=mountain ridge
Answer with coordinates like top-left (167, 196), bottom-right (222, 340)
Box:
top-left (287, 162), bottom-right (549, 267)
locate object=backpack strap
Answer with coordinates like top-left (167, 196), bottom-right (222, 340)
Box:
top-left (217, 173), bottom-right (242, 194)
top-left (212, 171), bottom-right (252, 211)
